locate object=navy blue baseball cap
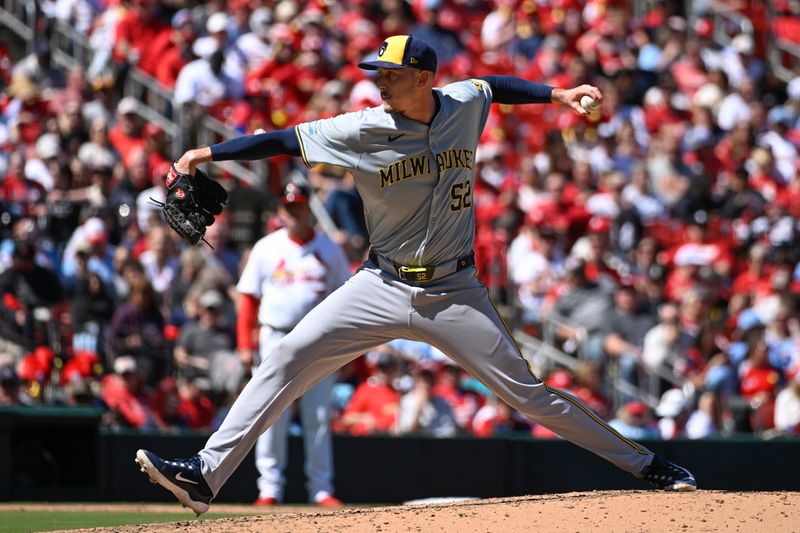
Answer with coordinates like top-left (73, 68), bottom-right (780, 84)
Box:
top-left (358, 35), bottom-right (437, 73)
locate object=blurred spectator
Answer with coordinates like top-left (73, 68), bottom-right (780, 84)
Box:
top-left (608, 401), bottom-right (660, 440)
top-left (112, 0), bottom-right (168, 71)
top-left (236, 7), bottom-right (274, 71)
top-left (106, 276), bottom-right (166, 384)
top-left (16, 349), bottom-right (52, 404)
top-left (150, 375), bottom-right (184, 428)
top-left (718, 77), bottom-right (757, 131)
top-left (432, 363), bottom-right (481, 431)
top-left (655, 387), bottom-right (690, 440)
top-left (739, 332), bottom-right (780, 402)
top-left (339, 353), bottom-right (400, 436)
top-left (70, 271), bottom-right (114, 355)
top-left (508, 225), bottom-right (565, 325)
top-left (568, 216), bottom-right (620, 284)
top-left (142, 123), bottom-right (170, 176)
top-left (108, 97), bottom-right (144, 166)
top-left (200, 217), bottom-right (240, 282)
top-left (52, 0), bottom-right (100, 34)
top-left (542, 258), bottom-right (613, 357)
top-left (138, 8), bottom-right (193, 85)
top-left (685, 390), bottom-right (722, 439)
top-left (124, 148), bottom-right (158, 221)
top-left (152, 10), bottom-right (197, 90)
top-left (101, 355), bottom-right (160, 429)
top-left (81, 73), bottom-right (115, 124)
top-left (12, 42), bottom-right (66, 91)
top-left (59, 351), bottom-right (103, 404)
top-left (112, 253), bottom-right (144, 301)
top-left (774, 370), bottom-right (800, 435)
top-left (1, 150), bottom-right (46, 222)
top-left (572, 361), bottom-right (612, 420)
top-left (642, 302), bottom-right (682, 374)
top-left (139, 225), bottom-right (178, 294)
top-left (0, 240), bottom-right (64, 346)
top-left (622, 164), bottom-right (667, 223)
top-left (173, 289), bottom-right (240, 391)
top-left (0, 360), bottom-right (20, 406)
top-left (167, 247), bottom-right (207, 324)
top-left (77, 116), bottom-right (118, 170)
top-left (25, 132), bottom-right (61, 192)
top-left (410, 0), bottom-right (464, 66)
top-left (602, 283), bottom-right (658, 391)
top-left (174, 46), bottom-right (244, 108)
top-left (397, 367), bottom-right (457, 437)
top-left (192, 11), bottom-right (247, 83)
top-left (471, 394), bottom-right (517, 438)
top-left (177, 377), bottom-right (215, 429)
top-left (61, 216), bottom-right (116, 293)
top-left (62, 376), bottom-right (103, 408)
top-left (85, 5), bottom-right (122, 81)
top-left (738, 331), bottom-right (779, 432)
top-left (764, 297), bottom-right (800, 373)
top-left (5, 74), bottom-right (52, 146)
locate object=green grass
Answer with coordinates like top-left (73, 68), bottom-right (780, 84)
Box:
top-left (0, 510), bottom-right (254, 533)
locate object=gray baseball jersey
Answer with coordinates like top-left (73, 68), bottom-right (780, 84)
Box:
top-left (196, 80), bottom-right (655, 499)
top-left (295, 79), bottom-right (490, 266)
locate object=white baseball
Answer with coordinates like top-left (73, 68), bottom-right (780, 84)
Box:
top-left (580, 95), bottom-right (598, 111)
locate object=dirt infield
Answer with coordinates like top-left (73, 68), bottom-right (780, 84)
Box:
top-left (19, 490), bottom-right (798, 533)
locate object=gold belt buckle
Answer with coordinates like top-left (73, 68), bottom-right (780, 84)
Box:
top-left (397, 265), bottom-right (434, 282)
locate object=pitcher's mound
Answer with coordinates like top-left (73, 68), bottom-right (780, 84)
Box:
top-left (69, 490), bottom-right (800, 532)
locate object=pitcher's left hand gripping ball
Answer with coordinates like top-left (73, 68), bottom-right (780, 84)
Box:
top-left (161, 163), bottom-right (228, 245)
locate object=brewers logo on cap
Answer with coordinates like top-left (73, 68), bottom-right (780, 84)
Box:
top-left (359, 35), bottom-right (437, 73)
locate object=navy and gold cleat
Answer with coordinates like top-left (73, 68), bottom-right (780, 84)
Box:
top-left (641, 454), bottom-right (697, 491)
top-left (135, 449), bottom-right (213, 516)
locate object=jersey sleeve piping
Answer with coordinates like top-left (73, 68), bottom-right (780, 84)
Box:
top-left (294, 126), bottom-right (312, 169)
top-left (471, 78), bottom-right (493, 102)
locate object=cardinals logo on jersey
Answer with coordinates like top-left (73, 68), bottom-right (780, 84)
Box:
top-left (271, 255), bottom-right (328, 289)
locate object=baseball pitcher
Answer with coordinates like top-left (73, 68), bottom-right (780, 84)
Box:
top-left (138, 35), bottom-right (696, 515)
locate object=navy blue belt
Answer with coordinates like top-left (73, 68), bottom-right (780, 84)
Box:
top-left (368, 250), bottom-right (475, 284)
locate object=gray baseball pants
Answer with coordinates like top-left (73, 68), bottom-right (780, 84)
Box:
top-left (199, 264), bottom-right (653, 495)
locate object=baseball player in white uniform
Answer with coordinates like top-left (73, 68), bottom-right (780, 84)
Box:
top-left (236, 182), bottom-right (348, 506)
top-left (137, 35), bottom-right (697, 515)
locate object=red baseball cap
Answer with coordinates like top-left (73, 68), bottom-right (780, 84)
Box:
top-left (626, 401), bottom-right (648, 416)
top-left (281, 182), bottom-right (310, 204)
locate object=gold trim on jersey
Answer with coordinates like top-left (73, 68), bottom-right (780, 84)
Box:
top-left (483, 287), bottom-right (652, 457)
top-left (380, 35), bottom-right (410, 65)
top-left (295, 126), bottom-right (311, 168)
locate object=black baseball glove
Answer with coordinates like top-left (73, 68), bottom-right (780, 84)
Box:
top-left (159, 163), bottom-right (228, 245)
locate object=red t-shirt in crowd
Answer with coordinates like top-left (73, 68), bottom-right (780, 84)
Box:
top-left (101, 374), bottom-right (156, 429)
top-left (341, 380), bottom-right (399, 436)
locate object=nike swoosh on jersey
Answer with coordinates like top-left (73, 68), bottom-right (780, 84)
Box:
top-left (388, 134), bottom-right (405, 142)
top-left (175, 472), bottom-right (199, 485)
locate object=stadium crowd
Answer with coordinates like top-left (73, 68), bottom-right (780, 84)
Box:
top-left (1, 0), bottom-right (800, 441)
